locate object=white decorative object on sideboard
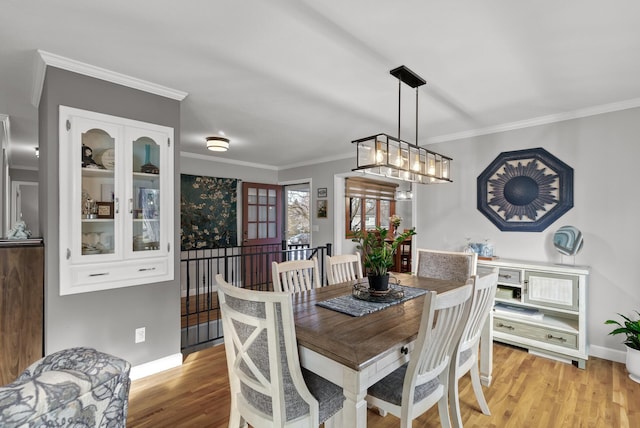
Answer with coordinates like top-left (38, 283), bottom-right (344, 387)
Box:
top-left (59, 106), bottom-right (174, 295)
top-left (477, 258), bottom-right (589, 368)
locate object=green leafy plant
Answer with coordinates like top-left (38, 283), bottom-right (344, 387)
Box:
top-left (605, 312), bottom-right (640, 350)
top-left (352, 226), bottom-right (416, 276)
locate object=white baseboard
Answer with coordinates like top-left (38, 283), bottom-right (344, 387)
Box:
top-left (589, 345), bottom-right (626, 364)
top-left (130, 353), bottom-right (183, 380)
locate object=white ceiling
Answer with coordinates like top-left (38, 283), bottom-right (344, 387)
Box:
top-left (2, 0), bottom-right (640, 171)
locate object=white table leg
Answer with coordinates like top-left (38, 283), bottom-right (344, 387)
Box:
top-left (340, 387), bottom-right (368, 428)
top-left (479, 311), bottom-right (493, 386)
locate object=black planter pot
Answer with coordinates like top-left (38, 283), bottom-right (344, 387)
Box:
top-left (368, 273), bottom-right (390, 292)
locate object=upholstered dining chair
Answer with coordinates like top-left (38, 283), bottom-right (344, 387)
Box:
top-left (216, 274), bottom-right (344, 427)
top-left (272, 257), bottom-right (321, 292)
top-left (326, 253), bottom-right (363, 285)
top-left (450, 268), bottom-right (499, 428)
top-left (366, 280), bottom-right (474, 428)
top-left (415, 249), bottom-right (478, 283)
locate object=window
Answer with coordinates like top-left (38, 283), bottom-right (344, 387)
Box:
top-left (345, 177), bottom-right (397, 237)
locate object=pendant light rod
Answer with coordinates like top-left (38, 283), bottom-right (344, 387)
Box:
top-left (390, 65), bottom-right (426, 145)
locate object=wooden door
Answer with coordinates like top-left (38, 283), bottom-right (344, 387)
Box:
top-left (241, 182), bottom-right (283, 289)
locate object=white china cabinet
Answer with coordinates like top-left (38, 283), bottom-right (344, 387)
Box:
top-left (59, 106), bottom-right (174, 295)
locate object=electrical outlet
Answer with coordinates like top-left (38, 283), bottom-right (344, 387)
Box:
top-left (135, 327), bottom-right (146, 343)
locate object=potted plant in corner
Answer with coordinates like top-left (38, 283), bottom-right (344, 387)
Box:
top-left (352, 225), bottom-right (416, 293)
top-left (605, 311), bottom-right (640, 383)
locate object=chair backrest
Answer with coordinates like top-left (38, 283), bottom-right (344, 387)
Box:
top-left (415, 248), bottom-right (478, 282)
top-left (216, 274), bottom-right (320, 426)
top-left (272, 257), bottom-right (320, 292)
top-left (459, 268), bottom-right (499, 353)
top-left (326, 253), bottom-right (363, 285)
top-left (402, 280), bottom-right (474, 409)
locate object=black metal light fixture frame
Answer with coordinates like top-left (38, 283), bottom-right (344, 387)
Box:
top-left (352, 65), bottom-right (453, 184)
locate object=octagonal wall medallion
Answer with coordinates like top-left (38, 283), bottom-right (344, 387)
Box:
top-left (477, 147), bottom-right (573, 232)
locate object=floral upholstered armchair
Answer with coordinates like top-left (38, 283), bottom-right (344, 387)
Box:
top-left (0, 347), bottom-right (132, 427)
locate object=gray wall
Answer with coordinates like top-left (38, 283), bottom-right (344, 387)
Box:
top-left (277, 107), bottom-right (640, 358)
top-left (9, 168), bottom-right (38, 182)
top-left (40, 67), bottom-right (181, 366)
top-left (413, 107), bottom-right (640, 356)
top-left (279, 157), bottom-right (352, 249)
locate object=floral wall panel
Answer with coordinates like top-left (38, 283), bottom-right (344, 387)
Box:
top-left (180, 174), bottom-right (238, 249)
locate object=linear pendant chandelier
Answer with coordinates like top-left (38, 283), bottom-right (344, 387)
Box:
top-left (352, 65), bottom-right (453, 184)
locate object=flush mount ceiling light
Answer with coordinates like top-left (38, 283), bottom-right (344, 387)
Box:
top-left (206, 135), bottom-right (230, 152)
top-left (352, 65), bottom-right (453, 184)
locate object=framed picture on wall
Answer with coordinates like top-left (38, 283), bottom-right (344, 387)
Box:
top-left (317, 199), bottom-right (328, 218)
top-left (317, 187), bottom-right (327, 198)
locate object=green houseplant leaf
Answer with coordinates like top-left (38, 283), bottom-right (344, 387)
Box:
top-left (605, 311), bottom-right (640, 350)
top-left (352, 226), bottom-right (416, 276)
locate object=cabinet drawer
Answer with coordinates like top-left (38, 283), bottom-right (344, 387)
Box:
top-left (68, 259), bottom-right (169, 290)
top-left (493, 317), bottom-right (578, 350)
top-left (496, 268), bottom-right (522, 285)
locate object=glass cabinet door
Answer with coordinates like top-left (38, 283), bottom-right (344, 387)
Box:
top-left (128, 129), bottom-right (166, 256)
top-left (76, 119), bottom-right (121, 260)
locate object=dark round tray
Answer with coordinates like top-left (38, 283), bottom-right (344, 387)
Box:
top-left (352, 276), bottom-right (404, 303)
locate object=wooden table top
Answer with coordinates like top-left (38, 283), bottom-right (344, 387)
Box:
top-left (292, 273), bottom-right (463, 371)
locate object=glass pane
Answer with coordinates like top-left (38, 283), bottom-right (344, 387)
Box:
top-left (268, 189), bottom-right (276, 205)
top-left (259, 206), bottom-right (267, 221)
top-left (248, 205), bottom-right (257, 222)
top-left (350, 198), bottom-right (361, 231)
top-left (258, 223), bottom-right (267, 239)
top-left (364, 199), bottom-right (377, 230)
top-left (248, 187), bottom-right (257, 204)
top-left (248, 223), bottom-right (257, 239)
top-left (81, 128), bottom-right (116, 256)
top-left (380, 201), bottom-right (391, 228)
top-left (268, 222), bottom-right (276, 238)
top-left (133, 187), bottom-right (160, 252)
top-left (258, 188), bottom-right (267, 204)
top-left (132, 136), bottom-right (160, 174)
top-left (268, 205), bottom-right (275, 221)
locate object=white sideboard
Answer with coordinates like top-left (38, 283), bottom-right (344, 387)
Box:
top-left (478, 258), bottom-right (589, 368)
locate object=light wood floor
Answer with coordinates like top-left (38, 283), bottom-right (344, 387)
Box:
top-left (127, 343), bottom-right (640, 427)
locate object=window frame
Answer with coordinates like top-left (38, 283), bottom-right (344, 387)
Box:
top-left (345, 196), bottom-right (396, 238)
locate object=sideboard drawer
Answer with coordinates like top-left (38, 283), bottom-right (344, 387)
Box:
top-left (493, 317), bottom-right (578, 350)
top-left (496, 268), bottom-right (522, 285)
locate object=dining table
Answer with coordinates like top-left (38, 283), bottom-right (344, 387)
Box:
top-left (292, 272), bottom-right (494, 428)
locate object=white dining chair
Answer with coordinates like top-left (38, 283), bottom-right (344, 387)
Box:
top-left (272, 257), bottom-right (321, 292)
top-left (450, 268), bottom-right (499, 427)
top-left (415, 249), bottom-right (478, 283)
top-left (216, 274), bottom-right (344, 427)
top-left (366, 280), bottom-right (474, 428)
top-left (326, 253), bottom-right (363, 285)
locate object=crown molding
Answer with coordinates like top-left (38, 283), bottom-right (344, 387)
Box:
top-left (31, 50), bottom-right (188, 107)
top-left (427, 97), bottom-right (640, 144)
top-left (278, 151), bottom-right (354, 171)
top-left (180, 151), bottom-right (279, 171)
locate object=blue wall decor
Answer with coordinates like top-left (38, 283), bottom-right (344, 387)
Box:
top-left (180, 174), bottom-right (238, 249)
top-left (477, 147), bottom-right (573, 232)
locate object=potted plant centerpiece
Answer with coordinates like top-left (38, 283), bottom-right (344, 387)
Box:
top-left (605, 311), bottom-right (640, 383)
top-left (352, 225), bottom-right (416, 293)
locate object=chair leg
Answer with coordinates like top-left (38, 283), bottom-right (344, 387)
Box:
top-left (470, 363), bottom-right (491, 415)
top-left (437, 393), bottom-right (452, 428)
top-left (449, 368), bottom-right (463, 428)
top-left (228, 411), bottom-right (246, 428)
